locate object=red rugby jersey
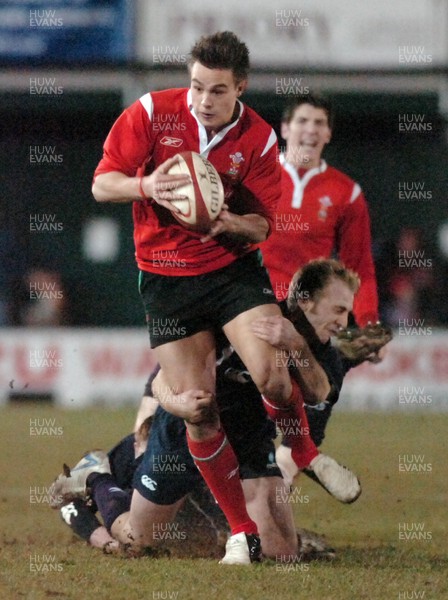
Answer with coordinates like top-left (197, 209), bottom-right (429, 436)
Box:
top-left (94, 88), bottom-right (281, 275)
top-left (261, 157), bottom-right (379, 326)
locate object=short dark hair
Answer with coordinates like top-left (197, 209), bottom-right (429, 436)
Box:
top-left (188, 31), bottom-right (250, 83)
top-left (282, 93), bottom-right (334, 129)
top-left (287, 258), bottom-right (359, 311)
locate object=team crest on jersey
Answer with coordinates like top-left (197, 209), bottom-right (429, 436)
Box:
top-left (227, 151), bottom-right (245, 176)
top-left (318, 196), bottom-right (332, 221)
top-left (160, 136), bottom-right (183, 147)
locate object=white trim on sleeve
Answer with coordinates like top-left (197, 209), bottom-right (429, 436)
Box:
top-left (261, 129), bottom-right (278, 157)
top-left (139, 93), bottom-right (154, 120)
top-left (349, 183), bottom-right (362, 203)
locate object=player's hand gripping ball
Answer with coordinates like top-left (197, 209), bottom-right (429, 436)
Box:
top-left (167, 152), bottom-right (225, 233)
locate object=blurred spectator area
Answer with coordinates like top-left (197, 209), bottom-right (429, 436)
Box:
top-left (1, 90), bottom-right (140, 326)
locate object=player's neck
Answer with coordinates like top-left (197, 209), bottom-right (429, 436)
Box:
top-left (205, 103), bottom-right (240, 142)
top-left (206, 128), bottom-right (218, 142)
top-left (285, 151), bottom-right (321, 171)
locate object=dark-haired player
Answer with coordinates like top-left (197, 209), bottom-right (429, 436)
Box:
top-left (92, 31), bottom-right (327, 563)
top-left (262, 93), bottom-right (379, 328)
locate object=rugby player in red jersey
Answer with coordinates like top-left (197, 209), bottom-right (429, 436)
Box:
top-left (92, 32), bottom-right (325, 564)
top-left (261, 93), bottom-right (379, 328)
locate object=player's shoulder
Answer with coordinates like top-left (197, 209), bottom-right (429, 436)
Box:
top-left (135, 88), bottom-right (188, 116)
top-left (324, 164), bottom-right (363, 203)
top-left (148, 88), bottom-right (188, 103)
top-left (240, 103), bottom-right (277, 152)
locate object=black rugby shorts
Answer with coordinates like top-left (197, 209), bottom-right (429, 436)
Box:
top-left (138, 251), bottom-right (277, 348)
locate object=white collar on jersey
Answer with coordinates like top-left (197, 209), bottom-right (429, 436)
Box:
top-left (186, 89), bottom-right (244, 157)
top-left (280, 154), bottom-right (328, 209)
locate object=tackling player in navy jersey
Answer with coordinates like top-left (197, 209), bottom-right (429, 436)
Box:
top-left (50, 259), bottom-right (383, 561)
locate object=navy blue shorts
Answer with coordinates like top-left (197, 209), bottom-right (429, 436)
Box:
top-left (133, 401), bottom-right (281, 506)
top-left (139, 250), bottom-right (277, 348)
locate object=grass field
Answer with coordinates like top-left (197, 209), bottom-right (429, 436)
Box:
top-left (1, 405), bottom-right (447, 600)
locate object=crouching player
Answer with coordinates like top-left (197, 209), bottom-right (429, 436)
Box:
top-left (252, 259), bottom-right (365, 491)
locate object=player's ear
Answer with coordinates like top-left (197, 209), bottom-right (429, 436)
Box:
top-left (298, 298), bottom-right (313, 314)
top-left (236, 79), bottom-right (247, 96)
top-left (281, 120), bottom-right (289, 141)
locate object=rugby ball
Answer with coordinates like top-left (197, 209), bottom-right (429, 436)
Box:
top-left (167, 151), bottom-right (225, 233)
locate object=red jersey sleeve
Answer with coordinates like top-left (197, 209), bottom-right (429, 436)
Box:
top-left (94, 100), bottom-right (153, 180)
top-left (336, 191), bottom-right (379, 326)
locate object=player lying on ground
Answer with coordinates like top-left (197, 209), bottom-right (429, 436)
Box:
top-left (52, 366), bottom-right (298, 563)
top-left (50, 259), bottom-right (391, 561)
top-left (56, 392), bottom-right (234, 557)
top-left (55, 377), bottom-right (335, 560)
top-left (56, 410), bottom-right (154, 555)
top-left (92, 30), bottom-right (335, 563)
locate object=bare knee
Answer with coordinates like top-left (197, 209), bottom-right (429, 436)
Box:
top-left (242, 478), bottom-right (298, 559)
top-left (258, 503), bottom-right (298, 559)
top-left (258, 509), bottom-right (298, 559)
top-left (111, 513), bottom-right (159, 550)
top-left (114, 520), bottom-right (170, 557)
